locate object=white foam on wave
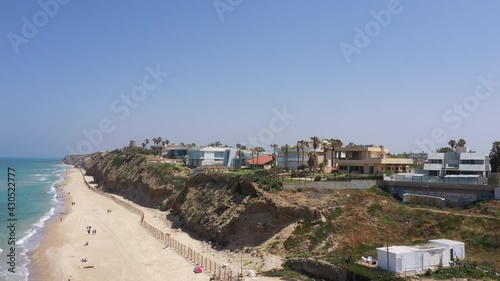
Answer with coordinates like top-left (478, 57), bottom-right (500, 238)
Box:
top-left (18, 207), bottom-right (55, 245)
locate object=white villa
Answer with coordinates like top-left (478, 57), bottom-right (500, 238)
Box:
top-left (424, 147), bottom-right (491, 180)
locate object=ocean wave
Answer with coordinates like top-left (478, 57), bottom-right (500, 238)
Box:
top-left (18, 207), bottom-right (55, 245)
top-left (0, 248), bottom-right (2, 253)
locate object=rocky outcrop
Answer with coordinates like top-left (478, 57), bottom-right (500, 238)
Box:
top-left (62, 154), bottom-right (90, 167)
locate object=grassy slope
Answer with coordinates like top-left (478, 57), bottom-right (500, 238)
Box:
top-left (275, 186), bottom-right (500, 275)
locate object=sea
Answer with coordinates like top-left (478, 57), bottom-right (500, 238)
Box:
top-left (0, 158), bottom-right (68, 281)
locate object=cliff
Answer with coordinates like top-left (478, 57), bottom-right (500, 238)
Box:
top-left (68, 152), bottom-right (321, 249)
top-left (61, 154), bottom-right (89, 167)
top-left (171, 174), bottom-right (321, 248)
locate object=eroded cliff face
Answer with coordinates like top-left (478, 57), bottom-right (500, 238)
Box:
top-left (171, 174), bottom-right (321, 249)
top-left (70, 152), bottom-right (321, 249)
top-left (81, 152), bottom-right (180, 207)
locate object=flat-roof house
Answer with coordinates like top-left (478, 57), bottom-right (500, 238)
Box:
top-left (424, 147), bottom-right (491, 180)
top-left (335, 145), bottom-right (414, 174)
top-left (187, 147), bottom-right (239, 167)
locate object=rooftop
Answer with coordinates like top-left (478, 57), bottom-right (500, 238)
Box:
top-left (247, 155), bottom-right (274, 165)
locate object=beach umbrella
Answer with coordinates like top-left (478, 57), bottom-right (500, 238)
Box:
top-left (193, 266), bottom-right (203, 273)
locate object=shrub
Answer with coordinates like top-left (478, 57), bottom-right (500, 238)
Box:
top-left (314, 175), bottom-right (322, 181)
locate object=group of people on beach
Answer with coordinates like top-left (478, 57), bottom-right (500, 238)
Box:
top-left (86, 225), bottom-right (97, 235)
top-left (71, 201), bottom-right (76, 206)
top-left (106, 208), bottom-right (112, 213)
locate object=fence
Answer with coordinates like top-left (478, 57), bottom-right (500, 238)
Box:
top-left (79, 169), bottom-right (239, 280)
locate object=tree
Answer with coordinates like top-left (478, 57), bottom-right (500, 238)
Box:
top-left (457, 139), bottom-right (466, 148)
top-left (250, 149), bottom-right (256, 168)
top-left (329, 138), bottom-right (343, 169)
top-left (270, 144), bottom-right (279, 167)
top-left (294, 144), bottom-right (300, 170)
top-left (321, 140), bottom-right (330, 169)
top-left (448, 140), bottom-right (456, 150)
top-left (310, 136), bottom-right (321, 170)
top-left (307, 152), bottom-right (317, 172)
top-left (141, 142), bottom-right (146, 149)
top-left (144, 139), bottom-right (150, 148)
top-left (299, 140), bottom-right (308, 166)
top-left (436, 147), bottom-right (454, 153)
top-left (490, 141), bottom-right (500, 173)
top-left (213, 141), bottom-right (222, 147)
top-left (281, 144), bottom-right (291, 170)
top-left (254, 146), bottom-right (265, 168)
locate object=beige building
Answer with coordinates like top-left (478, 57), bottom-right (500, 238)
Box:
top-left (333, 145), bottom-right (413, 174)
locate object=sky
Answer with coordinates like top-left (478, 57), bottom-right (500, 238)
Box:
top-left (1, 0), bottom-right (499, 158)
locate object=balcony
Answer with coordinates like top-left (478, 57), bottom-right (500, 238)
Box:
top-left (459, 153), bottom-right (486, 161)
top-left (459, 164), bottom-right (486, 171)
top-left (424, 164), bottom-right (442, 170)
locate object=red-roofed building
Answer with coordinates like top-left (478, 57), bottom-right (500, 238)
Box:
top-left (246, 155), bottom-right (274, 169)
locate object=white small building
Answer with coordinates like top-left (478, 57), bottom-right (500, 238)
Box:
top-left (429, 239), bottom-right (465, 266)
top-left (377, 239), bottom-right (465, 273)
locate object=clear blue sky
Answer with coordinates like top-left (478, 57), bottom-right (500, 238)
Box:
top-left (1, 0), bottom-right (499, 158)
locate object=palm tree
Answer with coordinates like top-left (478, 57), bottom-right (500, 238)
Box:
top-left (213, 141), bottom-right (222, 147)
top-left (144, 139), bottom-right (150, 148)
top-left (448, 140), bottom-right (457, 150)
top-left (321, 140), bottom-right (330, 168)
top-left (270, 144), bottom-right (279, 167)
top-left (281, 144), bottom-right (291, 170)
top-left (294, 144), bottom-right (300, 170)
top-left (254, 147), bottom-right (265, 169)
top-left (141, 142), bottom-right (146, 149)
top-left (329, 138), bottom-right (343, 168)
top-left (310, 136), bottom-right (321, 152)
top-left (250, 149), bottom-right (256, 169)
top-left (457, 139), bottom-right (466, 148)
top-left (299, 140), bottom-right (308, 166)
top-left (310, 136), bottom-right (321, 169)
top-left (165, 139), bottom-right (170, 147)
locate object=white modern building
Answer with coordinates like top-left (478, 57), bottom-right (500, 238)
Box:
top-left (187, 147), bottom-right (236, 167)
top-left (276, 147), bottom-right (324, 170)
top-left (424, 147), bottom-right (491, 179)
top-left (377, 239), bottom-right (465, 273)
top-left (186, 147), bottom-right (270, 168)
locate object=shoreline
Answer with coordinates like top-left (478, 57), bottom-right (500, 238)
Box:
top-left (28, 169), bottom-right (73, 281)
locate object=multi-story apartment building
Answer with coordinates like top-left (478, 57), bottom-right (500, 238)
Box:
top-left (423, 147), bottom-right (491, 178)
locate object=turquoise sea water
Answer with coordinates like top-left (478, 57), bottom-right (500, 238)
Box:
top-left (0, 158), bottom-right (68, 281)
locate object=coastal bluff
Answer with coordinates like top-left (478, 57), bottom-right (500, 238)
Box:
top-left (64, 152), bottom-right (321, 249)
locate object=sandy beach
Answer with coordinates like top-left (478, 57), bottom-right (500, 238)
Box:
top-left (30, 168), bottom-right (212, 281)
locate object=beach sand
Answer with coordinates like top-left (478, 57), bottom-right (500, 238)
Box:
top-left (30, 168), bottom-right (211, 281)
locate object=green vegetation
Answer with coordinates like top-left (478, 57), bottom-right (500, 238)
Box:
top-left (429, 263), bottom-right (499, 280)
top-left (147, 163), bottom-right (189, 186)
